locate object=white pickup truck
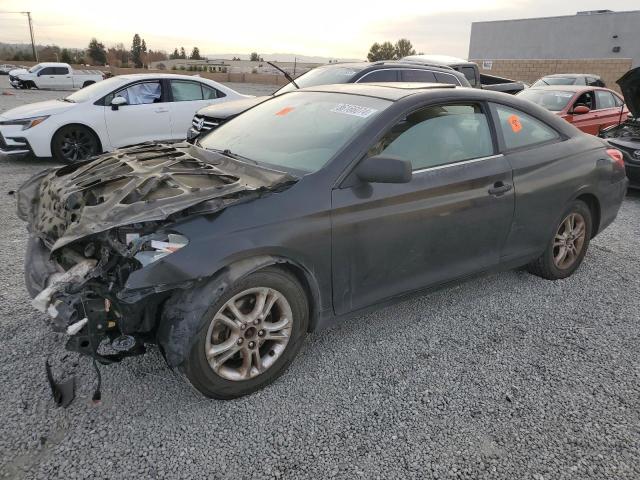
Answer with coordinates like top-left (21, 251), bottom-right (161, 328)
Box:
top-left (8, 62), bottom-right (104, 90)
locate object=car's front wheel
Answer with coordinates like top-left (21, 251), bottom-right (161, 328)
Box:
top-left (181, 267), bottom-right (309, 399)
top-left (527, 200), bottom-right (592, 280)
top-left (51, 125), bottom-right (100, 163)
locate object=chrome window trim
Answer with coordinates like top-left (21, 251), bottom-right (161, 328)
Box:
top-left (412, 154), bottom-right (504, 174)
top-left (355, 68), bottom-right (462, 86)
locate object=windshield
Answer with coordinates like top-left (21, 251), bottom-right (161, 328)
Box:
top-left (200, 91), bottom-right (391, 173)
top-left (517, 89), bottom-right (575, 111)
top-left (274, 66), bottom-right (362, 95)
top-left (64, 77), bottom-right (123, 103)
top-left (28, 65), bottom-right (43, 73)
top-left (532, 77), bottom-right (576, 87)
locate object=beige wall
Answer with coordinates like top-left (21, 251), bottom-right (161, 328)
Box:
top-left (470, 58), bottom-right (632, 92)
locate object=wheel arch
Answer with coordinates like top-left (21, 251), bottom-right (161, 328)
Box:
top-left (574, 192), bottom-right (601, 238)
top-left (50, 122), bottom-right (105, 158)
top-left (157, 254), bottom-right (321, 368)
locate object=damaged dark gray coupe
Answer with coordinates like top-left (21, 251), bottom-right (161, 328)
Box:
top-left (18, 83), bottom-right (628, 399)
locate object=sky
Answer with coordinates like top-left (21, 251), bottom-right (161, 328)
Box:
top-left (0, 0), bottom-right (637, 60)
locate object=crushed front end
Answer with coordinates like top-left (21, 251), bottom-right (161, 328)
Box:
top-left (17, 143), bottom-right (295, 364)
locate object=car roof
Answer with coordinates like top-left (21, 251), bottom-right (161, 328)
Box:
top-left (299, 82), bottom-right (457, 101)
top-left (116, 73), bottom-right (220, 82)
top-left (310, 61), bottom-right (456, 72)
top-left (401, 54), bottom-right (473, 66)
top-left (526, 85), bottom-right (612, 93)
top-left (542, 73), bottom-right (600, 78)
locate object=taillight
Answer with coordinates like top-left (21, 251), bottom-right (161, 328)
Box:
top-left (606, 148), bottom-right (625, 169)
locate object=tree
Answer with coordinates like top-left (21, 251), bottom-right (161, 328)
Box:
top-left (60, 48), bottom-right (72, 63)
top-left (170, 48), bottom-right (180, 59)
top-left (367, 42), bottom-right (382, 62)
top-left (249, 52), bottom-right (260, 61)
top-left (179, 47), bottom-right (186, 59)
top-left (87, 38), bottom-right (107, 65)
top-left (131, 33), bottom-right (143, 67)
top-left (394, 38), bottom-right (416, 59)
top-left (190, 47), bottom-right (202, 60)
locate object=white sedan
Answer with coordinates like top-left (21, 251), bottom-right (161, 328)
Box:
top-left (0, 73), bottom-right (249, 163)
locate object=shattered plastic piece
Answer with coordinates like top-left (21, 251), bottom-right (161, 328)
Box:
top-left (66, 317), bottom-right (88, 335)
top-left (45, 360), bottom-right (75, 408)
top-left (32, 259), bottom-right (97, 312)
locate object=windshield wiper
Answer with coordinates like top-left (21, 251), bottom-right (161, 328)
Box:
top-left (61, 98), bottom-right (75, 103)
top-left (267, 61), bottom-right (299, 89)
top-left (208, 147), bottom-right (258, 165)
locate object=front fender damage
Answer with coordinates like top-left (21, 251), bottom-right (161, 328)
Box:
top-left (18, 143), bottom-right (297, 365)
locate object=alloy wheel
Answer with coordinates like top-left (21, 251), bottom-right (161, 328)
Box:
top-left (553, 212), bottom-right (586, 269)
top-left (204, 287), bottom-right (293, 381)
top-left (59, 128), bottom-right (96, 162)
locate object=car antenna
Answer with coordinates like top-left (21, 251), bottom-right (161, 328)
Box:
top-left (267, 61), bottom-right (300, 89)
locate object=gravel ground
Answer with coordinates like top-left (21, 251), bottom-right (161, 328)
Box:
top-left (1, 76), bottom-right (640, 479)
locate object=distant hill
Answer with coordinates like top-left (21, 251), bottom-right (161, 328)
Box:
top-left (204, 53), bottom-right (363, 63)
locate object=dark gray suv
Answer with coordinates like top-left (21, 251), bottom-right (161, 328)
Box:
top-left (186, 61), bottom-right (470, 142)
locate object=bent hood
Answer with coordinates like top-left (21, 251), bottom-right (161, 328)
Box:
top-left (617, 67), bottom-right (640, 118)
top-left (197, 96), bottom-right (270, 119)
top-left (17, 143), bottom-right (296, 251)
top-left (0, 99), bottom-right (77, 120)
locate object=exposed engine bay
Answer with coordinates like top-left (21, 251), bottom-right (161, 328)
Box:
top-left (17, 143), bottom-right (296, 365)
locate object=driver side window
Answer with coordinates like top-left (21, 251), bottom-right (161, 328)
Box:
top-left (367, 104), bottom-right (494, 171)
top-left (105, 81), bottom-right (162, 106)
top-left (573, 91), bottom-right (595, 110)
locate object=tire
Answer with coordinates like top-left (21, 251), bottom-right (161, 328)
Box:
top-left (527, 200), bottom-right (592, 280)
top-left (51, 125), bottom-right (100, 163)
top-left (82, 81), bottom-right (95, 88)
top-left (181, 267), bottom-right (309, 399)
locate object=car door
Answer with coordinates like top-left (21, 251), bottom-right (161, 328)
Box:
top-left (569, 90), bottom-right (600, 135)
top-left (594, 90), bottom-right (622, 131)
top-left (489, 103), bottom-right (568, 262)
top-left (168, 79), bottom-right (226, 139)
top-left (103, 80), bottom-right (174, 148)
top-left (36, 67), bottom-right (57, 89)
top-left (55, 66), bottom-right (73, 89)
top-left (331, 102), bottom-right (514, 315)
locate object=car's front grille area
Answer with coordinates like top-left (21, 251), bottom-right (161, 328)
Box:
top-left (192, 115), bottom-right (226, 133)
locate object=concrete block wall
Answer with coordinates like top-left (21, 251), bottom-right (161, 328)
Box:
top-left (470, 58), bottom-right (632, 92)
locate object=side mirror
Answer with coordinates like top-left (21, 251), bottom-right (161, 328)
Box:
top-left (111, 96), bottom-right (128, 111)
top-left (573, 105), bottom-right (590, 115)
top-left (356, 155), bottom-right (412, 184)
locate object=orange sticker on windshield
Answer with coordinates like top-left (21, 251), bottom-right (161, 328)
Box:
top-left (275, 107), bottom-right (294, 116)
top-left (508, 114), bottom-right (522, 133)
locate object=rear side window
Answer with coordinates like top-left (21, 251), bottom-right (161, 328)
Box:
top-left (358, 70), bottom-right (398, 83)
top-left (55, 67), bottom-right (69, 75)
top-left (460, 66), bottom-right (477, 86)
top-left (171, 80), bottom-right (204, 101)
top-left (368, 103), bottom-right (494, 171)
top-left (493, 104), bottom-right (559, 151)
top-left (595, 90), bottom-right (616, 109)
top-left (434, 72), bottom-right (460, 85)
top-left (400, 70), bottom-right (437, 83)
top-left (203, 84), bottom-right (224, 99)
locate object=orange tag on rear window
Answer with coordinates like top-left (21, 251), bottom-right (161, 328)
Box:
top-left (275, 107), bottom-right (294, 116)
top-left (508, 114), bottom-right (522, 133)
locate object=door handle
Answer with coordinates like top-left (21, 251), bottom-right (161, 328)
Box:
top-left (488, 181), bottom-right (512, 196)
top-left (154, 108), bottom-right (169, 113)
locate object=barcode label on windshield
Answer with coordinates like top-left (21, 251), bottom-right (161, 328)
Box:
top-left (331, 103), bottom-right (378, 118)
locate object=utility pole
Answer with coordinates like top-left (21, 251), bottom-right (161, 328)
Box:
top-left (23, 12), bottom-right (38, 62)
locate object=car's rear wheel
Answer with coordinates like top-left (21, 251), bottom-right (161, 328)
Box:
top-left (527, 200), bottom-right (592, 280)
top-left (181, 267), bottom-right (308, 399)
top-left (51, 125), bottom-right (100, 163)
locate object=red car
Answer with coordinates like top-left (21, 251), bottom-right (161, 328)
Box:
top-left (517, 86), bottom-right (629, 135)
